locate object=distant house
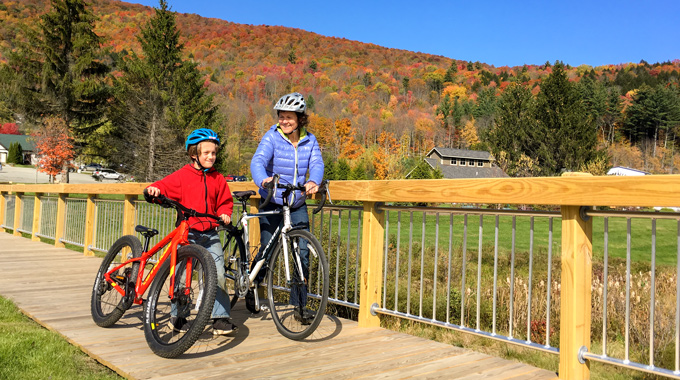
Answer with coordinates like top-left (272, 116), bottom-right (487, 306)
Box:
top-left (606, 166), bottom-right (649, 176)
top-left (422, 147), bottom-right (507, 179)
top-left (0, 134), bottom-right (36, 164)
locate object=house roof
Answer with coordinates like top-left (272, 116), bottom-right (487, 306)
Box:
top-left (424, 158), bottom-right (508, 179)
top-left (0, 134), bottom-right (35, 151)
top-left (426, 147), bottom-right (492, 160)
top-left (606, 166), bottom-right (649, 176)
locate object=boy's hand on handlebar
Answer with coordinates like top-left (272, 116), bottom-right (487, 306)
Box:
top-left (261, 177), bottom-right (273, 188)
top-left (219, 214), bottom-right (231, 225)
top-left (146, 186), bottom-right (161, 197)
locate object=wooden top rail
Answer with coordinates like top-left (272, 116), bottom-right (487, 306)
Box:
top-left (1, 174), bottom-right (680, 207)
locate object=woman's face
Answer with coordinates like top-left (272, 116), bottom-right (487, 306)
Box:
top-left (278, 111), bottom-right (299, 135)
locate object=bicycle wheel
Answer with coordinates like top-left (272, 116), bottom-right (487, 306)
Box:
top-left (223, 231), bottom-right (247, 308)
top-left (91, 235), bottom-right (142, 327)
top-left (267, 229), bottom-right (329, 340)
top-left (143, 244), bottom-right (217, 358)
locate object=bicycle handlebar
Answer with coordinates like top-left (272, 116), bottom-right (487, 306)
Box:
top-left (143, 189), bottom-right (232, 229)
top-left (259, 175), bottom-right (330, 214)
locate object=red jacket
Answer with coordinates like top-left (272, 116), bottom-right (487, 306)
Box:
top-left (149, 164), bottom-right (233, 231)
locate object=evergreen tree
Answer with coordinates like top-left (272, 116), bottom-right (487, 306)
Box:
top-left (5, 0), bottom-right (109, 179)
top-left (534, 61), bottom-right (599, 174)
top-left (443, 61), bottom-right (458, 83)
top-left (473, 87), bottom-right (498, 119)
top-left (323, 155), bottom-right (336, 181)
top-left (8, 142), bottom-right (24, 164)
top-left (110, 0), bottom-right (217, 181)
top-left (623, 84), bottom-right (680, 155)
top-left (349, 162), bottom-right (367, 180)
top-left (483, 83), bottom-right (541, 176)
top-left (577, 76), bottom-right (609, 143)
top-left (306, 94), bottom-right (316, 111)
top-left (335, 159), bottom-right (351, 180)
top-left (408, 159), bottom-right (443, 179)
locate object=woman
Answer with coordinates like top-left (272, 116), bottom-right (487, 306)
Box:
top-left (250, 92), bottom-right (324, 323)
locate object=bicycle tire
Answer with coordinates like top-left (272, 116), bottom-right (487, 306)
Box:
top-left (143, 244), bottom-right (217, 358)
top-left (91, 235), bottom-right (142, 327)
top-left (267, 229), bottom-right (329, 340)
top-left (223, 230), bottom-right (247, 308)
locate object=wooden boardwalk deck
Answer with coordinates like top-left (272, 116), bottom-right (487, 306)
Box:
top-left (0, 233), bottom-right (558, 379)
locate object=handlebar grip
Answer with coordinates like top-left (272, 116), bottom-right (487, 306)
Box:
top-left (312, 180), bottom-right (329, 215)
top-left (260, 174), bottom-right (279, 209)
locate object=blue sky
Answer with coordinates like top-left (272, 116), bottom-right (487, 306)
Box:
top-left (129, 0), bottom-right (679, 68)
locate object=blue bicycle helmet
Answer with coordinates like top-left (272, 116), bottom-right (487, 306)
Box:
top-left (185, 128), bottom-right (220, 151)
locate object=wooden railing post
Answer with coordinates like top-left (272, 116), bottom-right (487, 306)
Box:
top-left (31, 193), bottom-right (43, 242)
top-left (358, 201), bottom-right (385, 328)
top-left (0, 191), bottom-right (6, 232)
top-left (83, 194), bottom-right (96, 256)
top-left (54, 193), bottom-right (66, 248)
top-left (559, 205), bottom-right (593, 380)
top-left (122, 194), bottom-right (136, 236)
top-left (248, 198), bottom-right (261, 260)
top-left (13, 192), bottom-right (23, 236)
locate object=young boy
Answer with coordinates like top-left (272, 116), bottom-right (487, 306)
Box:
top-left (145, 128), bottom-right (237, 335)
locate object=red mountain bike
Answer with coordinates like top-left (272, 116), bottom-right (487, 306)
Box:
top-left (90, 191), bottom-right (224, 358)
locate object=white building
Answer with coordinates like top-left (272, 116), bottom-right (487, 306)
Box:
top-left (606, 166), bottom-right (649, 176)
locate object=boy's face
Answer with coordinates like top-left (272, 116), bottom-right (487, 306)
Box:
top-left (192, 141), bottom-right (218, 169)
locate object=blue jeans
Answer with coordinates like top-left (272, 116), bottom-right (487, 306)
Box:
top-left (258, 202), bottom-right (309, 307)
top-left (173, 230), bottom-right (231, 320)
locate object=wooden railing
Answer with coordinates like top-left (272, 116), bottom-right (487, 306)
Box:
top-left (3, 174), bottom-right (680, 380)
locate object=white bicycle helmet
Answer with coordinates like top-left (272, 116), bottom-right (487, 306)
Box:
top-left (273, 92), bottom-right (306, 112)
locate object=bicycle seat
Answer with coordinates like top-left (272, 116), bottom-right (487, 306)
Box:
top-left (233, 190), bottom-right (256, 203)
top-left (135, 225), bottom-right (159, 238)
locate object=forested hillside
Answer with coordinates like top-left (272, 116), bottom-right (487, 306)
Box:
top-left (1, 0), bottom-right (679, 179)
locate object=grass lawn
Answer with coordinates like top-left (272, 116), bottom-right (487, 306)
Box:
top-left (0, 296), bottom-right (121, 380)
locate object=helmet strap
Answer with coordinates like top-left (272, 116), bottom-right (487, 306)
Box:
top-left (191, 156), bottom-right (210, 172)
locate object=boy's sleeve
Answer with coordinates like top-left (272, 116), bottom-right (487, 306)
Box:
top-left (215, 178), bottom-right (233, 217)
top-left (147, 170), bottom-right (183, 201)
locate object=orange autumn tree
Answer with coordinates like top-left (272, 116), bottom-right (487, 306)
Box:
top-left (335, 118), bottom-right (363, 159)
top-left (373, 150), bottom-right (389, 180)
top-left (32, 117), bottom-right (75, 183)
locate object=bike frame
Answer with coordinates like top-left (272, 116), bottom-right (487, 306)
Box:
top-left (229, 196), bottom-right (308, 294)
top-left (103, 219), bottom-right (193, 305)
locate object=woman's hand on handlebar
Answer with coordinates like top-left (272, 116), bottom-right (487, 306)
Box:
top-left (304, 181), bottom-right (319, 196)
top-left (261, 177), bottom-right (273, 188)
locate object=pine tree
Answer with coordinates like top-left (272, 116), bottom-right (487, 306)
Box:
top-left (483, 83), bottom-right (540, 176)
top-left (534, 61), bottom-right (599, 174)
top-left (349, 162), bottom-right (367, 180)
top-left (8, 142), bottom-right (24, 164)
top-left (443, 61), bottom-right (458, 83)
top-left (5, 0), bottom-right (109, 180)
top-left (110, 0), bottom-right (217, 181)
top-left (336, 159), bottom-right (351, 180)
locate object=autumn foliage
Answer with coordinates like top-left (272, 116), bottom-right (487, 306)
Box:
top-left (32, 117), bottom-right (75, 180)
top-left (1, 0), bottom-right (679, 177)
top-left (0, 123), bottom-right (19, 134)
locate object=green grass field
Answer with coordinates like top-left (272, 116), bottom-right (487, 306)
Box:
top-left (0, 296), bottom-right (121, 380)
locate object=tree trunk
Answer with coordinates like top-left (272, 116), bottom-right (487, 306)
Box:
top-left (147, 109), bottom-right (157, 182)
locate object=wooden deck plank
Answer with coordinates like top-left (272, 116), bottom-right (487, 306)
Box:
top-left (0, 233), bottom-right (558, 380)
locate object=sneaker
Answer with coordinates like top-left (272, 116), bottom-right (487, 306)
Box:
top-left (294, 306), bottom-right (315, 325)
top-left (169, 316), bottom-right (187, 332)
top-left (212, 318), bottom-right (238, 336)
